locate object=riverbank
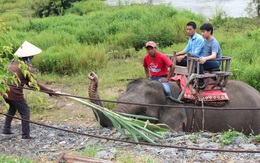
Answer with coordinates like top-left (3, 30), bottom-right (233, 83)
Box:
top-left (106, 0), bottom-right (252, 18)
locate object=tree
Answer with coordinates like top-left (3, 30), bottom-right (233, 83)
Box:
top-left (33, 0), bottom-right (81, 17)
top-left (0, 19), bottom-right (17, 107)
top-left (255, 0), bottom-right (260, 16)
top-left (0, 20), bottom-right (38, 108)
top-left (246, 0), bottom-right (260, 17)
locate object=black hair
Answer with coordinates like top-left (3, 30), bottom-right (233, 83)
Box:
top-left (20, 57), bottom-right (32, 66)
top-left (200, 23), bottom-right (214, 35)
top-left (186, 21), bottom-right (197, 29)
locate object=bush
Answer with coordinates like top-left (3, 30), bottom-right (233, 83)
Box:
top-left (66, 0), bottom-right (107, 15)
top-left (33, 44), bottom-right (109, 75)
top-left (240, 65), bottom-right (260, 91)
top-left (33, 0), bottom-right (82, 17)
top-left (0, 13), bottom-right (23, 23)
top-left (215, 129), bottom-right (246, 146)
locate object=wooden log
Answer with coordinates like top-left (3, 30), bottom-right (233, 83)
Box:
top-left (56, 153), bottom-right (115, 163)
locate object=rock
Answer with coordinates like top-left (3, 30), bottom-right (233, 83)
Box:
top-left (173, 136), bottom-right (185, 142)
top-left (21, 153), bottom-right (37, 159)
top-left (97, 150), bottom-right (114, 159)
top-left (149, 148), bottom-right (160, 155)
top-left (48, 133), bottom-right (55, 137)
top-left (234, 136), bottom-right (247, 145)
top-left (59, 141), bottom-right (66, 145)
top-left (57, 132), bottom-right (65, 137)
top-left (201, 133), bottom-right (212, 139)
top-left (185, 150), bottom-right (193, 158)
top-left (254, 153), bottom-right (260, 158)
top-left (198, 138), bottom-right (209, 143)
top-left (240, 144), bottom-right (257, 150)
top-left (200, 142), bottom-right (219, 149)
top-left (199, 152), bottom-right (217, 160)
top-left (0, 121), bottom-right (259, 162)
top-left (158, 148), bottom-right (178, 155)
top-left (162, 132), bottom-right (175, 139)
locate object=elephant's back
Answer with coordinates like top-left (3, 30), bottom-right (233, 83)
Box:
top-left (203, 80), bottom-right (260, 134)
top-left (226, 80), bottom-right (260, 107)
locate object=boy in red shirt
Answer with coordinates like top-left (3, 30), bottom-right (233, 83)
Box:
top-left (143, 41), bottom-right (175, 97)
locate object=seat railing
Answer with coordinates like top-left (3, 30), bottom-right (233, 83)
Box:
top-left (168, 51), bottom-right (232, 92)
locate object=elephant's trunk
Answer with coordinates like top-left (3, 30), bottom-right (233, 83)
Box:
top-left (88, 72), bottom-right (103, 106)
top-left (88, 72), bottom-right (113, 127)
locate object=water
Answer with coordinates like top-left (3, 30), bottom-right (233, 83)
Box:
top-left (106, 0), bottom-right (252, 18)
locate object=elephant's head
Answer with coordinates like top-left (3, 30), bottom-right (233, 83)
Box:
top-left (114, 79), bottom-right (187, 131)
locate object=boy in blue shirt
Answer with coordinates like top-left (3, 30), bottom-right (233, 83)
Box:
top-left (198, 23), bottom-right (222, 87)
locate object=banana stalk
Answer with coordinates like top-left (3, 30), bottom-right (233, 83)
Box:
top-left (68, 96), bottom-right (168, 143)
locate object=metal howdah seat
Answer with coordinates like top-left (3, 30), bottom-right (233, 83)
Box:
top-left (167, 51), bottom-right (233, 101)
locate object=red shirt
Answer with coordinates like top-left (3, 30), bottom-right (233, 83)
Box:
top-left (143, 52), bottom-right (173, 77)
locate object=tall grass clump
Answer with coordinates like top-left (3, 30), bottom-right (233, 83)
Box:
top-left (33, 43), bottom-right (109, 75)
top-left (66, 0), bottom-right (107, 15)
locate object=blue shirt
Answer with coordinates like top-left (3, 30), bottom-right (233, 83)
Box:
top-left (204, 37), bottom-right (222, 59)
top-left (184, 33), bottom-right (204, 58)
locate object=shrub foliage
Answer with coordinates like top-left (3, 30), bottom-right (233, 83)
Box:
top-left (33, 0), bottom-right (82, 17)
top-left (0, 0), bottom-right (259, 90)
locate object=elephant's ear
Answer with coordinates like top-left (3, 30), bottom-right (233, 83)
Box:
top-left (159, 105), bottom-right (187, 132)
top-left (171, 109), bottom-right (187, 131)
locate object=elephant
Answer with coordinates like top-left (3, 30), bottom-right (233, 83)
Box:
top-left (88, 72), bottom-right (260, 135)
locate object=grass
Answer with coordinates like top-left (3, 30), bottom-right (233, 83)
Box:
top-left (84, 145), bottom-right (99, 158)
top-left (254, 134), bottom-right (260, 142)
top-left (1, 0), bottom-right (259, 89)
top-left (0, 154), bottom-right (34, 163)
top-left (213, 129), bottom-right (246, 146)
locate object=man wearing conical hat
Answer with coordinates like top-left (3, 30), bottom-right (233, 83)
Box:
top-left (2, 41), bottom-right (57, 139)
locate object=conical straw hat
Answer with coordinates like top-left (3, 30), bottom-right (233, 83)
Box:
top-left (14, 41), bottom-right (42, 57)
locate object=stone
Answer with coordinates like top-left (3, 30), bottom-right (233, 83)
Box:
top-left (201, 133), bottom-right (212, 138)
top-left (57, 132), bottom-right (65, 137)
top-left (185, 150), bottom-right (193, 158)
top-left (199, 152), bottom-right (217, 160)
top-left (240, 144), bottom-right (257, 150)
top-left (234, 136), bottom-right (247, 145)
top-left (202, 142), bottom-right (219, 149)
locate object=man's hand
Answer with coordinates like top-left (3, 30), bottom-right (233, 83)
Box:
top-left (161, 78), bottom-right (169, 82)
top-left (198, 57), bottom-right (206, 64)
top-left (176, 55), bottom-right (185, 63)
top-left (48, 89), bottom-right (58, 97)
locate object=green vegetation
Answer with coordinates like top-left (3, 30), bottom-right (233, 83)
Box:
top-left (214, 129), bottom-right (246, 146)
top-left (25, 90), bottom-right (57, 113)
top-left (253, 134), bottom-right (260, 142)
top-left (1, 0), bottom-right (259, 90)
top-left (246, 0), bottom-right (260, 17)
top-left (84, 144), bottom-right (99, 158)
top-left (0, 154), bottom-right (34, 163)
